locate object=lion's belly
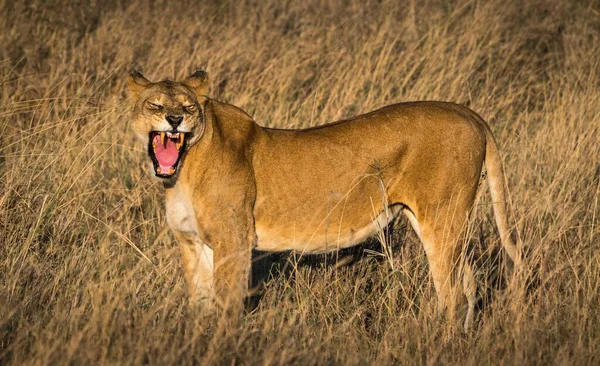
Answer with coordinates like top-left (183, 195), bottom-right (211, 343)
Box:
top-left (254, 205), bottom-right (402, 253)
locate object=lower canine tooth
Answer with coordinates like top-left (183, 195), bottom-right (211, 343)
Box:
top-left (157, 167), bottom-right (162, 174)
top-left (169, 168), bottom-right (175, 174)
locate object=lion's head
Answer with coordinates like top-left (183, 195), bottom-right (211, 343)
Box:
top-left (127, 70), bottom-right (209, 178)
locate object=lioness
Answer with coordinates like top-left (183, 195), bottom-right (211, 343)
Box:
top-left (127, 70), bottom-right (522, 329)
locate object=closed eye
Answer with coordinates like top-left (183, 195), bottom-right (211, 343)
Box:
top-left (183, 105), bottom-right (197, 113)
top-left (147, 101), bottom-right (164, 111)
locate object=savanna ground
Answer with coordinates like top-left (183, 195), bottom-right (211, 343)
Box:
top-left (1, 0), bottom-right (599, 364)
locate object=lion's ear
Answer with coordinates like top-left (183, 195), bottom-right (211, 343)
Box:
top-left (127, 70), bottom-right (151, 97)
top-left (183, 70), bottom-right (209, 98)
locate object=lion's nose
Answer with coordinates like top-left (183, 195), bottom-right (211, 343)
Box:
top-left (166, 115), bottom-right (183, 129)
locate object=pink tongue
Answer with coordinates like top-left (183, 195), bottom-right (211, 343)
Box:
top-left (153, 134), bottom-right (179, 167)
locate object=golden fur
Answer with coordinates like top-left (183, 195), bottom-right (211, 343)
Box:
top-left (127, 70), bottom-right (523, 329)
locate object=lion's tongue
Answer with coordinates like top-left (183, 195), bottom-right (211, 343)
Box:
top-left (153, 134), bottom-right (179, 169)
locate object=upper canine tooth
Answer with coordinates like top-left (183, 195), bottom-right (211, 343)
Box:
top-left (160, 132), bottom-right (167, 146)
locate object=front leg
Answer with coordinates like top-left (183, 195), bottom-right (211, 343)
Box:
top-left (172, 230), bottom-right (214, 307)
top-left (212, 224), bottom-right (255, 319)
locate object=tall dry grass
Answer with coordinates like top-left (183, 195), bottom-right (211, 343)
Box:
top-left (1, 0), bottom-right (599, 364)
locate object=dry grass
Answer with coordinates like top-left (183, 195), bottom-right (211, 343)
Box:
top-left (1, 0), bottom-right (599, 364)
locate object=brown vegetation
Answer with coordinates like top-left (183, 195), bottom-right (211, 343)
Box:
top-left (1, 0), bottom-right (599, 364)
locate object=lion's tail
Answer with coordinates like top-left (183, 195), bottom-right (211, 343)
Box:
top-left (483, 125), bottom-right (524, 270)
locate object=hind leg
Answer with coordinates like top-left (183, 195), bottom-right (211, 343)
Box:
top-left (462, 260), bottom-right (477, 329)
top-left (405, 203), bottom-right (475, 329)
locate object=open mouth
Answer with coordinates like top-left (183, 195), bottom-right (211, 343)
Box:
top-left (148, 131), bottom-right (187, 178)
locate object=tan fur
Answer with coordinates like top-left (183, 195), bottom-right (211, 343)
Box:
top-left (127, 71), bottom-right (523, 329)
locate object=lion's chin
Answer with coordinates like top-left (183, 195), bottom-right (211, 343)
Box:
top-left (148, 131), bottom-right (187, 178)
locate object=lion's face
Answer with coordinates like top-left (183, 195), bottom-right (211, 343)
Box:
top-left (127, 71), bottom-right (209, 178)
